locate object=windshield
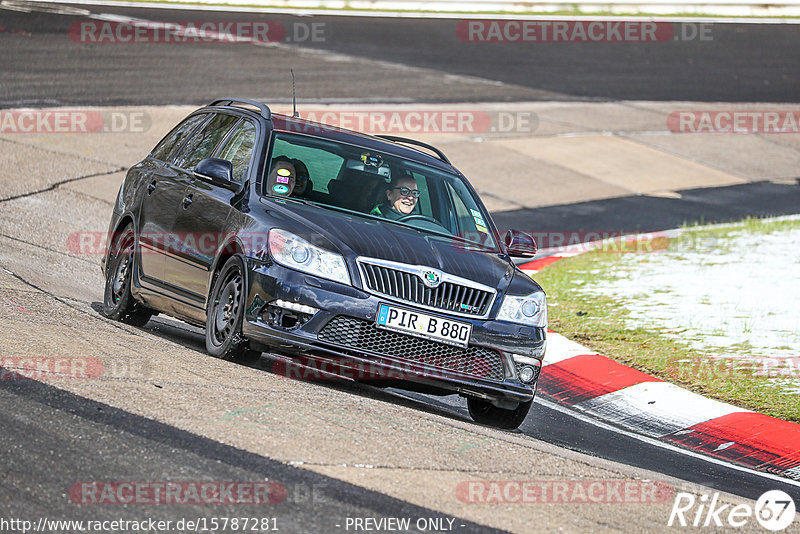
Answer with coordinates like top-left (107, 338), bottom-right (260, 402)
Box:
top-left (263, 132), bottom-right (498, 250)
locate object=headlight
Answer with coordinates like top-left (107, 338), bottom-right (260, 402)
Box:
top-left (497, 291), bottom-right (547, 327)
top-left (268, 228), bottom-right (350, 285)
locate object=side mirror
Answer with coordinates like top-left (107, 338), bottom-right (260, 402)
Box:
top-left (194, 158), bottom-right (237, 191)
top-left (504, 230), bottom-right (537, 258)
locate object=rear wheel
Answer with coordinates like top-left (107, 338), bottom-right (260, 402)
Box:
top-left (205, 256), bottom-right (261, 362)
top-left (103, 225), bottom-right (153, 327)
top-left (467, 397), bottom-right (532, 429)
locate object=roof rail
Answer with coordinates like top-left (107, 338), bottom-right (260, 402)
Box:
top-left (208, 98), bottom-right (272, 120)
top-left (375, 135), bottom-right (451, 165)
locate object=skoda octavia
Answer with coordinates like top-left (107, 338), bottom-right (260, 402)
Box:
top-left (101, 98), bottom-right (547, 429)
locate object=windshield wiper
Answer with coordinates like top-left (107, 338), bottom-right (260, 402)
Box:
top-left (376, 216), bottom-right (498, 252)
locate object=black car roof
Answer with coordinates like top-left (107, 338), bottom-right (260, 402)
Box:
top-left (270, 114), bottom-right (457, 173)
top-left (203, 99), bottom-right (459, 175)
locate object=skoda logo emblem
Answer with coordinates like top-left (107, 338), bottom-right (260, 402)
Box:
top-left (421, 270), bottom-right (441, 288)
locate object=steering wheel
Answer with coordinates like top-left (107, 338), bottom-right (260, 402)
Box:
top-left (397, 214), bottom-right (440, 224)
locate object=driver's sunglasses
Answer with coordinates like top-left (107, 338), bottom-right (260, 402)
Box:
top-left (392, 187), bottom-right (421, 198)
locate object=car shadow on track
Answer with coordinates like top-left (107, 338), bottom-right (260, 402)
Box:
top-left (90, 302), bottom-right (481, 429)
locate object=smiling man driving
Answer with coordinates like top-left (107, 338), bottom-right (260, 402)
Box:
top-left (370, 176), bottom-right (420, 220)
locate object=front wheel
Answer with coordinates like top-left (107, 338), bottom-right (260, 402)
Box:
top-left (205, 256), bottom-right (261, 362)
top-left (102, 225), bottom-right (153, 327)
top-left (467, 397), bottom-right (532, 429)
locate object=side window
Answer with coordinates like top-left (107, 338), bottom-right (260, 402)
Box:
top-left (268, 137), bottom-right (343, 194)
top-left (445, 182), bottom-right (491, 242)
top-left (216, 120), bottom-right (256, 183)
top-left (174, 114), bottom-right (239, 170)
top-left (150, 114), bottom-right (208, 162)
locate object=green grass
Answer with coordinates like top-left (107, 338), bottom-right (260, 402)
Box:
top-left (680, 215), bottom-right (800, 240)
top-left (534, 217), bottom-right (800, 422)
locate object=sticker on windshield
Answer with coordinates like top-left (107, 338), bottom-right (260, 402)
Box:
top-left (277, 168), bottom-right (291, 177)
top-left (276, 176), bottom-right (290, 184)
top-left (472, 212), bottom-right (487, 232)
top-left (272, 184), bottom-right (289, 195)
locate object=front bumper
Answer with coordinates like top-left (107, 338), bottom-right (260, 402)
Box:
top-left (241, 259), bottom-right (545, 405)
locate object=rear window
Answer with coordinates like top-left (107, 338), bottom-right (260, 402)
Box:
top-left (174, 113), bottom-right (239, 170)
top-left (150, 113), bottom-right (208, 162)
top-left (216, 120), bottom-right (257, 183)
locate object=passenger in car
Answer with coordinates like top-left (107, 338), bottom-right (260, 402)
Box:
top-left (265, 156), bottom-right (296, 196)
top-left (370, 176), bottom-right (420, 220)
top-left (290, 158), bottom-right (311, 197)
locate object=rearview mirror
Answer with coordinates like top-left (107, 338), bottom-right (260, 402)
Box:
top-left (194, 158), bottom-right (237, 192)
top-left (503, 230), bottom-right (537, 258)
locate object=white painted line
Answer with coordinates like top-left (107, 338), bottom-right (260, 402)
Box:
top-left (785, 466), bottom-right (800, 480)
top-left (542, 331), bottom-right (599, 366)
top-left (574, 381), bottom-right (748, 437)
top-left (536, 396), bottom-right (800, 487)
top-left (23, 0), bottom-right (800, 22)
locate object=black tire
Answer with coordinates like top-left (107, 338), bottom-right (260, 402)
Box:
top-left (467, 397), bottom-right (532, 430)
top-left (205, 256), bottom-right (261, 362)
top-left (103, 225), bottom-right (153, 327)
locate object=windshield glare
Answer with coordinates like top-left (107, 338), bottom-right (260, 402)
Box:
top-left (263, 133), bottom-right (497, 250)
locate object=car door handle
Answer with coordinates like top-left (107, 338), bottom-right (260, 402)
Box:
top-left (182, 194), bottom-right (193, 209)
top-left (147, 180), bottom-right (157, 195)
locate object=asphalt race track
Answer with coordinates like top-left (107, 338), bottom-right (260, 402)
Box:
top-left (2, 3), bottom-right (800, 532)
top-left (1, 4), bottom-right (800, 106)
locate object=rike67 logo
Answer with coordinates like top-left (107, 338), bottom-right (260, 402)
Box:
top-left (668, 490), bottom-right (796, 531)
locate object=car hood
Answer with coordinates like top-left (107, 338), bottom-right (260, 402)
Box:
top-left (258, 199), bottom-right (516, 291)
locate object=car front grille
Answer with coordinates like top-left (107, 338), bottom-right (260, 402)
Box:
top-left (358, 261), bottom-right (494, 317)
top-left (318, 316), bottom-right (505, 381)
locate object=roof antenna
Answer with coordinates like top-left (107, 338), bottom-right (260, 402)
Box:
top-left (291, 69), bottom-right (299, 118)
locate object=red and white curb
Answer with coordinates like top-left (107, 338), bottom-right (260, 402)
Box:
top-left (518, 233), bottom-right (800, 481)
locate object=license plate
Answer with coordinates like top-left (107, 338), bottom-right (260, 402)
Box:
top-left (376, 303), bottom-right (472, 348)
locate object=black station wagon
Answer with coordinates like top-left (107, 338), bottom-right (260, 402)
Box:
top-left (102, 98), bottom-right (547, 429)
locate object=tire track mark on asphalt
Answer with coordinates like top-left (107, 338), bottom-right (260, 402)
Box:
top-left (0, 167), bottom-right (124, 203)
top-left (0, 134), bottom-right (126, 170)
top-left (0, 232), bottom-right (98, 264)
top-left (0, 261), bottom-right (165, 340)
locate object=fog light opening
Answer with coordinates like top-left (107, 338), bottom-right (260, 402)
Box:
top-left (511, 354), bottom-right (542, 385)
top-left (262, 300), bottom-right (318, 330)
